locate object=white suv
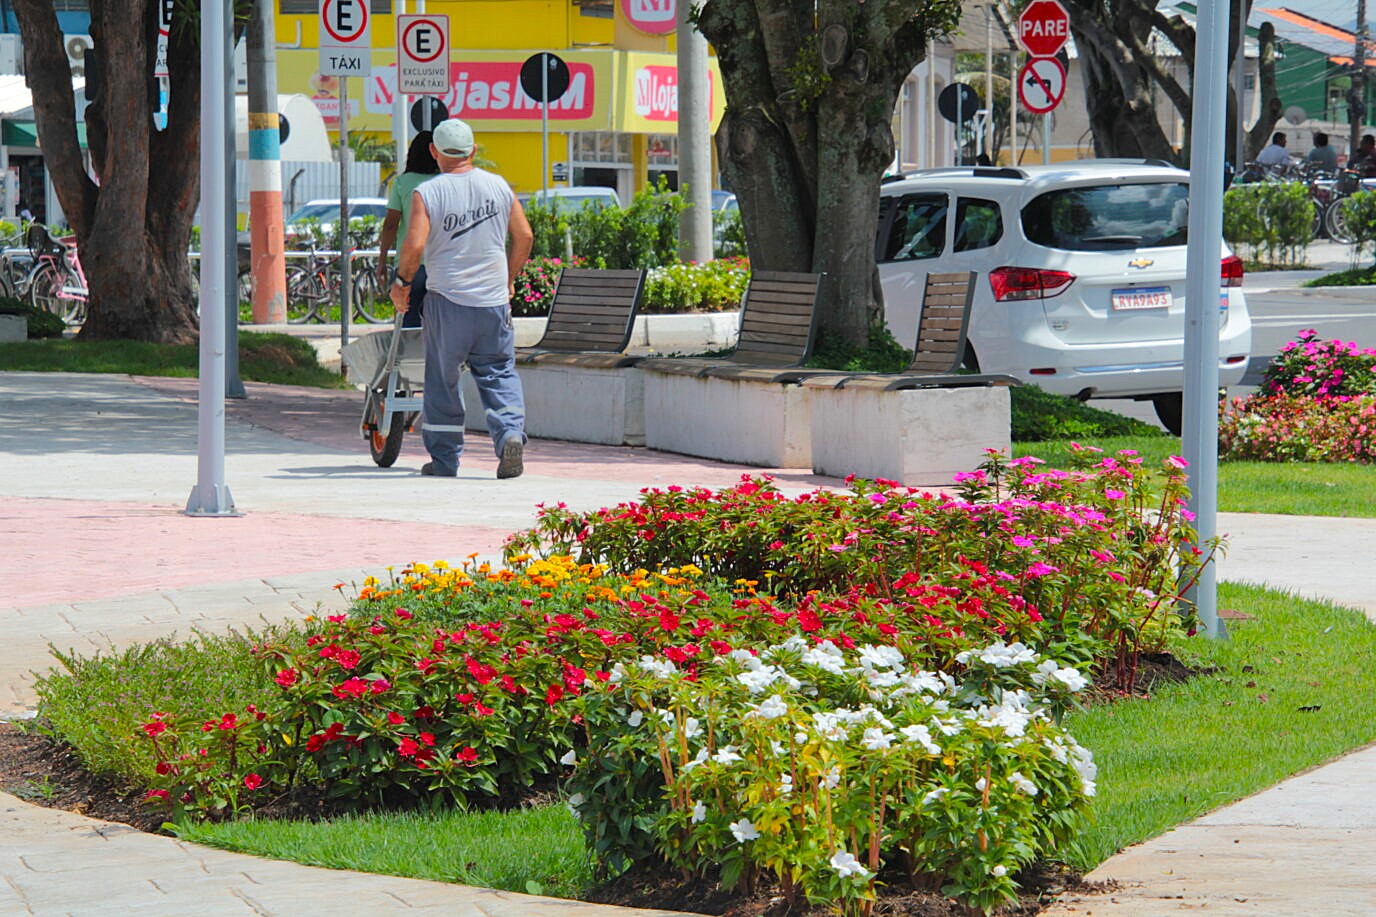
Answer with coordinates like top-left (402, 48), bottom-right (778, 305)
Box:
top-left (876, 161), bottom-right (1252, 432)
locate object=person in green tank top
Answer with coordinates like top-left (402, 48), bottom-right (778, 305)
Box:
top-left (377, 131), bottom-right (439, 327)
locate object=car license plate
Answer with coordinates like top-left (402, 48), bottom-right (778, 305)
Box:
top-left (1111, 286), bottom-right (1172, 311)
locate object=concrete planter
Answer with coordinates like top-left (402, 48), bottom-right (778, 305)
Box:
top-left (0, 314), bottom-right (27, 343)
top-left (464, 364), bottom-right (646, 447)
top-left (643, 372), bottom-right (812, 468)
top-left (809, 384), bottom-right (1011, 485)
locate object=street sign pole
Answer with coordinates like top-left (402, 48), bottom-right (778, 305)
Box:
top-left (542, 62), bottom-right (550, 200)
top-left (339, 76), bottom-right (351, 356)
top-left (1184, 0), bottom-right (1229, 639)
top-left (1043, 114), bottom-right (1051, 165)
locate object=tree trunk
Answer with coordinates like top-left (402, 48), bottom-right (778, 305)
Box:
top-left (13, 0), bottom-right (200, 343)
top-left (700, 0), bottom-right (950, 351)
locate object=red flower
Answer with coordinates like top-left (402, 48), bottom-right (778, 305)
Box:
top-left (275, 669), bottom-right (299, 688)
top-left (395, 608), bottom-right (413, 619)
top-left (418, 731), bottom-right (436, 747)
top-left (332, 677), bottom-right (370, 700)
top-left (466, 657), bottom-right (497, 685)
top-left (336, 649), bottom-right (362, 670)
top-left (243, 773), bottom-right (264, 791)
top-left (658, 611), bottom-right (681, 632)
top-left (217, 713), bottom-right (239, 731)
top-left (398, 737), bottom-right (420, 757)
top-left (546, 684), bottom-right (565, 706)
top-left (142, 719), bottom-right (168, 738)
top-left (144, 789), bottom-right (170, 802)
top-left (473, 703), bottom-right (495, 717)
top-left (414, 705), bottom-right (436, 719)
top-left (797, 608), bottom-right (823, 632)
top-left (456, 746), bottom-right (478, 766)
top-left (710, 640), bottom-right (733, 655)
top-left (415, 657), bottom-right (437, 674)
top-left (155, 761), bottom-right (174, 775)
top-left (386, 711), bottom-right (406, 725)
top-left (327, 614), bottom-right (347, 624)
top-left (500, 675), bottom-right (527, 695)
top-left (305, 734), bottom-right (327, 752)
top-left (369, 678), bottom-right (392, 694)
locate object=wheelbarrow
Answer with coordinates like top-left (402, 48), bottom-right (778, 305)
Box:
top-left (340, 316), bottom-right (426, 467)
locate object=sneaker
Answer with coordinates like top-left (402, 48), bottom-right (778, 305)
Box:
top-left (496, 438), bottom-right (524, 479)
top-left (420, 462), bottom-right (456, 478)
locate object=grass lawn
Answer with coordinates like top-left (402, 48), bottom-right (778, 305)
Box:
top-left (0, 332), bottom-right (349, 389)
top-left (178, 584), bottom-right (1376, 892)
top-left (1017, 435), bottom-right (1376, 518)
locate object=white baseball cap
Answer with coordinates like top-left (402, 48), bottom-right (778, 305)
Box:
top-left (432, 118), bottom-right (475, 157)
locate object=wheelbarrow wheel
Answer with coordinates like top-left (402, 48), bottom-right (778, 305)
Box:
top-left (363, 388), bottom-right (405, 467)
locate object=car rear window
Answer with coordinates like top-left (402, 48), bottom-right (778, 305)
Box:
top-left (1021, 182), bottom-right (1189, 251)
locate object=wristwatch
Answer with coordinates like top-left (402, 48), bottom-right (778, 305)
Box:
top-left (393, 275), bottom-right (412, 288)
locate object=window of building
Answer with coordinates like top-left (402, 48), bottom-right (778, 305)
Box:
top-left (576, 0), bottom-right (613, 17)
top-left (281, 0), bottom-right (390, 13)
top-left (572, 132), bottom-right (633, 164)
top-left (881, 194), bottom-right (948, 262)
top-left (647, 134), bottom-right (677, 168)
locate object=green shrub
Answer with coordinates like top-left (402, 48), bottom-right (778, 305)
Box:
top-left (641, 258), bottom-right (749, 313)
top-left (1011, 385), bottom-right (1166, 441)
top-left (806, 323), bottom-right (914, 373)
top-left (0, 296), bottom-right (65, 338)
top-left (528, 178), bottom-right (686, 269)
top-left (1336, 190), bottom-right (1376, 265)
top-left (1223, 183), bottom-right (1314, 267)
top-left (510, 255), bottom-right (588, 317)
top-left (713, 207), bottom-right (747, 258)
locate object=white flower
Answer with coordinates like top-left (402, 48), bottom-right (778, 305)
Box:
top-left (607, 663), bottom-right (627, 684)
top-left (728, 648), bottom-right (761, 667)
top-left (1052, 666), bottom-right (1089, 693)
top-left (566, 792), bottom-right (585, 817)
top-left (779, 773), bottom-right (794, 795)
top-left (899, 723), bottom-right (941, 755)
top-left (1071, 742), bottom-right (1098, 796)
top-left (683, 717), bottom-right (702, 739)
top-left (729, 818), bottom-right (760, 843)
top-left (821, 766), bottom-right (841, 790)
top-left (1032, 658), bottom-right (1061, 685)
top-left (691, 801), bottom-right (707, 823)
top-left (627, 709), bottom-right (644, 727)
top-left (860, 727), bottom-right (893, 751)
top-left (713, 746), bottom-right (743, 765)
top-left (657, 708), bottom-right (675, 726)
top-left (829, 850), bottom-right (872, 880)
top-left (1008, 771), bottom-right (1039, 796)
top-left (776, 635), bottom-right (808, 654)
top-left (977, 699), bottom-right (1035, 738)
top-left (922, 787), bottom-right (949, 806)
top-left (737, 667), bottom-right (781, 694)
top-left (752, 694), bottom-right (789, 720)
top-left (638, 655), bottom-right (678, 679)
top-left (960, 641), bottom-right (1037, 668)
top-left (856, 644), bottom-right (905, 671)
top-left (682, 746), bottom-right (710, 772)
top-left (991, 864), bottom-right (1008, 878)
top-left (975, 777), bottom-right (988, 792)
top-left (794, 731), bottom-right (808, 744)
top-left (770, 740), bottom-right (786, 755)
top-left (801, 641), bottom-right (847, 675)
top-left (559, 749), bottom-right (577, 766)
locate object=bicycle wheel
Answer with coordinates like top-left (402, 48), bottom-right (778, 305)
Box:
top-left (27, 262), bottom-right (62, 317)
top-left (285, 265), bottom-right (319, 323)
top-left (352, 269), bottom-right (393, 323)
top-left (362, 387), bottom-right (405, 467)
top-left (1326, 197), bottom-right (1357, 244)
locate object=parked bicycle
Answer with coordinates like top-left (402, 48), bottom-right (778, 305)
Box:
top-left (23, 223), bottom-right (87, 326)
top-left (285, 240), bottom-right (390, 324)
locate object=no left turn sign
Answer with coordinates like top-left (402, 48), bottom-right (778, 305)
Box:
top-left (1018, 57), bottom-right (1066, 115)
top-left (398, 14), bottom-right (450, 94)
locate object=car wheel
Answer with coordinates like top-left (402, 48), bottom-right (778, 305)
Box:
top-left (1152, 392), bottom-right (1183, 436)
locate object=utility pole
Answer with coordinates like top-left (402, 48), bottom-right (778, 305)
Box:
top-left (1352, 0), bottom-right (1368, 154)
top-left (248, 0), bottom-right (287, 325)
top-left (676, 0), bottom-right (712, 262)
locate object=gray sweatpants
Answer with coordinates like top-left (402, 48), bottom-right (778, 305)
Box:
top-left (420, 293), bottom-right (526, 474)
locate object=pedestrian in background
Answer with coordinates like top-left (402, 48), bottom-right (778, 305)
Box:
top-left (1306, 132), bottom-right (1338, 173)
top-left (377, 131), bottom-right (438, 328)
top-left (390, 118), bottom-right (534, 480)
top-left (1255, 131), bottom-right (1290, 167)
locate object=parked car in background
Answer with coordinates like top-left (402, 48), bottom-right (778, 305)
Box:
top-left (283, 198), bottom-right (389, 243)
top-left (522, 186), bottom-right (621, 211)
top-left (712, 189), bottom-right (737, 212)
top-left (876, 160), bottom-right (1253, 434)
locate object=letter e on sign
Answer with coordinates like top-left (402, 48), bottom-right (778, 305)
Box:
top-left (320, 0), bottom-right (369, 48)
top-left (398, 15), bottom-right (450, 95)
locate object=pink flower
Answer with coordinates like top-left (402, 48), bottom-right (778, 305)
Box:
top-left (243, 773), bottom-right (264, 791)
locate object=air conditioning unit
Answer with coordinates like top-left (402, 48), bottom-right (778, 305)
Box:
top-left (0, 34), bottom-right (22, 75)
top-left (65, 34), bottom-right (92, 77)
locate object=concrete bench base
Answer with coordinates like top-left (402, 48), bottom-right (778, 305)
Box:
top-left (464, 363), bottom-right (645, 446)
top-left (643, 371), bottom-right (811, 468)
top-left (809, 384), bottom-right (1011, 485)
top-left (0, 314), bottom-right (27, 342)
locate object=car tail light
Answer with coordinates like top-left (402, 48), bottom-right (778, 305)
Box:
top-left (1221, 255), bottom-right (1244, 288)
top-left (989, 266), bottom-right (1076, 302)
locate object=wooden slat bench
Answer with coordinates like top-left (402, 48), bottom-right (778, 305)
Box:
top-left (517, 268), bottom-right (646, 369)
top-left (640, 271), bottom-right (824, 467)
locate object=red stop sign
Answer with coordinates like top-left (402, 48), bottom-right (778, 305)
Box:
top-left (1018, 0), bottom-right (1071, 58)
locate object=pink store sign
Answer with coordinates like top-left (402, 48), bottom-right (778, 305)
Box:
top-left (622, 0), bottom-right (675, 35)
top-left (632, 65), bottom-right (714, 121)
top-left (366, 61), bottom-right (597, 120)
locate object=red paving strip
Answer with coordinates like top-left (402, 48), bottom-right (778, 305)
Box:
top-left (132, 376), bottom-right (837, 489)
top-left (0, 496), bottom-right (509, 607)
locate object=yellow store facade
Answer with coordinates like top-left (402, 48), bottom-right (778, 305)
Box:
top-left (275, 0), bottom-right (725, 199)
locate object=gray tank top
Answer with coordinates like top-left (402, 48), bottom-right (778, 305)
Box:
top-left (415, 168), bottom-right (514, 308)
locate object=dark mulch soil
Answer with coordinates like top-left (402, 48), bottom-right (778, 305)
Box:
top-left (588, 861), bottom-right (1100, 916)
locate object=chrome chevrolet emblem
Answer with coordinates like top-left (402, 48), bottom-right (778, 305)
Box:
top-left (1127, 257), bottom-right (1154, 269)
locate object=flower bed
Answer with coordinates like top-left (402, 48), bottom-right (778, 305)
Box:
top-left (1219, 331), bottom-right (1376, 464)
top-left (35, 449), bottom-right (1206, 915)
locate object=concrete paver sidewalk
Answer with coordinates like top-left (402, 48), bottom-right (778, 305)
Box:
top-left (4, 370), bottom-right (1376, 915)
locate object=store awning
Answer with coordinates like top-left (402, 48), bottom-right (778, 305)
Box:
top-left (2, 120), bottom-right (88, 149)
